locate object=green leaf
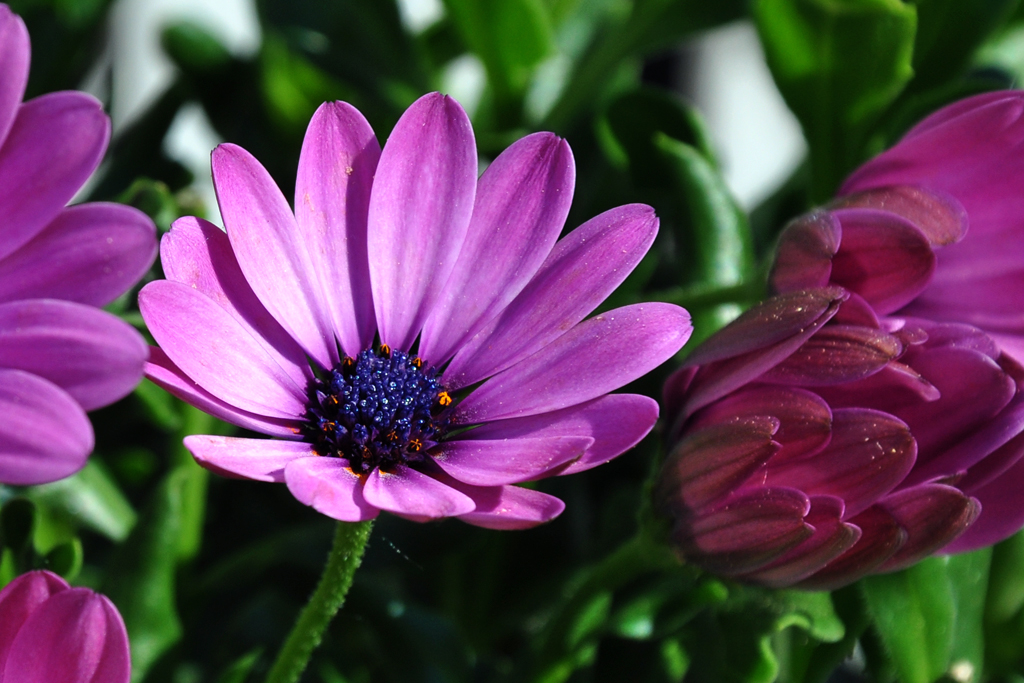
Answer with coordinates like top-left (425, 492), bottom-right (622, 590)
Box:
top-left (861, 557), bottom-right (955, 683)
top-left (102, 468), bottom-right (188, 682)
top-left (946, 548), bottom-right (992, 682)
top-left (988, 527), bottom-right (1024, 624)
top-left (755, 0), bottom-right (917, 200)
top-left (773, 591), bottom-right (846, 644)
top-left (27, 460), bottom-right (137, 542)
top-left (216, 649), bottom-right (262, 683)
top-left (43, 538), bottom-right (83, 581)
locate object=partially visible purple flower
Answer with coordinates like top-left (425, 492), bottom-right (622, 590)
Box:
top-left (658, 91), bottom-right (1024, 588)
top-left (0, 5), bottom-right (156, 486)
top-left (0, 570), bottom-right (130, 683)
top-left (140, 93), bottom-right (691, 528)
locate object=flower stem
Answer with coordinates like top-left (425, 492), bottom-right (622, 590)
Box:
top-left (264, 520), bottom-right (374, 683)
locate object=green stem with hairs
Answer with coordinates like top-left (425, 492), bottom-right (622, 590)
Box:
top-left (264, 520), bottom-right (374, 683)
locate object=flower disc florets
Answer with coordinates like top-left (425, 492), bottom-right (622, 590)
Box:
top-left (304, 345), bottom-right (453, 474)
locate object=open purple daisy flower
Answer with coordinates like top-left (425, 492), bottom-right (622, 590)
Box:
top-left (140, 93), bottom-right (691, 528)
top-left (0, 4), bottom-right (155, 486)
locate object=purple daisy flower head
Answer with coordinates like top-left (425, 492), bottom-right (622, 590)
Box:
top-left (0, 5), bottom-right (156, 486)
top-left (658, 91), bottom-right (1024, 588)
top-left (140, 93), bottom-right (692, 528)
top-left (0, 570), bottom-right (130, 683)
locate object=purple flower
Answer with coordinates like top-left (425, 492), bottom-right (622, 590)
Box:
top-left (140, 93), bottom-right (692, 528)
top-left (658, 91), bottom-right (1024, 588)
top-left (0, 570), bottom-right (130, 683)
top-left (0, 5), bottom-right (156, 486)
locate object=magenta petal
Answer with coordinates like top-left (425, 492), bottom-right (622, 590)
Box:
top-left (161, 216), bottom-right (311, 387)
top-left (362, 465), bottom-right (476, 518)
top-left (764, 408), bottom-right (916, 517)
top-left (468, 394), bottom-right (659, 475)
top-left (878, 484), bottom-right (980, 571)
top-left (284, 457), bottom-right (379, 522)
top-left (2, 588), bottom-right (129, 683)
top-left (185, 435), bottom-right (311, 483)
top-left (760, 324), bottom-right (902, 387)
top-left (0, 369), bottom-right (93, 485)
top-left (945, 452), bottom-right (1024, 552)
top-left (674, 487), bottom-right (812, 576)
top-left (457, 303), bottom-right (691, 422)
top-left (294, 101), bottom-right (380, 357)
top-left (0, 299), bottom-right (147, 411)
top-left (824, 208), bottom-right (936, 315)
top-left (212, 143), bottom-right (336, 367)
top-left (444, 204), bottom-right (660, 389)
top-left (770, 211), bottom-right (841, 293)
top-left (432, 435), bottom-right (593, 486)
top-left (744, 496), bottom-right (860, 588)
top-left (0, 570), bottom-right (68, 672)
top-left (657, 416), bottom-right (781, 512)
top-left (419, 132), bottom-right (575, 364)
top-left (145, 348), bottom-right (302, 438)
top-left (140, 280), bottom-right (307, 419)
top-left (367, 93), bottom-right (476, 351)
top-left (0, 7), bottom-right (29, 151)
top-left (0, 92), bottom-right (109, 261)
top-left (830, 185), bottom-right (967, 246)
top-left (455, 484), bottom-right (565, 530)
top-left (797, 505), bottom-right (906, 590)
top-left (0, 203), bottom-right (156, 307)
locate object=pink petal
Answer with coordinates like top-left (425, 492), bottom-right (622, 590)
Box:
top-left (0, 369), bottom-right (93, 486)
top-left (944, 450), bottom-right (1024, 553)
top-left (763, 408), bottom-right (916, 517)
top-left (185, 434), bottom-right (312, 483)
top-left (796, 505), bottom-right (906, 590)
top-left (362, 465), bottom-right (476, 518)
top-left (878, 484), bottom-right (980, 571)
top-left (0, 92), bottom-right (109, 261)
top-left (455, 483), bottom-right (565, 530)
top-left (0, 203), bottom-right (156, 307)
top-left (759, 324), bottom-right (902, 387)
top-left (0, 299), bottom-right (147, 411)
top-left (0, 570), bottom-right (68, 672)
top-left (212, 143), bottom-right (336, 368)
top-left (160, 216), bottom-right (311, 387)
top-left (444, 204), bottom-right (659, 389)
top-left (419, 132), bottom-right (574, 365)
top-left (140, 280), bottom-right (307, 419)
top-left (457, 303), bottom-right (691, 422)
top-left (294, 101), bottom-right (380, 357)
top-left (467, 394), bottom-right (659, 475)
top-left (770, 211), bottom-right (841, 293)
top-left (145, 347), bottom-right (303, 438)
top-left (432, 435), bottom-right (593, 486)
top-left (284, 456), bottom-right (379, 522)
top-left (367, 93), bottom-right (476, 351)
top-left (0, 6), bottom-right (29, 151)
top-left (829, 185), bottom-right (966, 246)
top-left (2, 588), bottom-right (129, 683)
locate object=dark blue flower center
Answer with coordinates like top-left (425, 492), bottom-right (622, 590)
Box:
top-left (303, 346), bottom-right (452, 474)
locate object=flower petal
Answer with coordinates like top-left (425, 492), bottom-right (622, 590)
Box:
top-left (212, 143), bottom-right (336, 368)
top-left (367, 92), bottom-right (476, 351)
top-left (0, 570), bottom-right (68, 672)
top-left (140, 280), bottom-right (307, 419)
top-left (432, 436), bottom-right (593, 486)
top-left (878, 484), bottom-right (980, 571)
top-left (145, 348), bottom-right (302, 438)
top-left (796, 505), bottom-right (906, 591)
top-left (284, 456), bottom-right (379, 522)
top-left (0, 203), bottom-right (156, 307)
top-left (830, 185), bottom-right (966, 246)
top-left (444, 204), bottom-right (659, 388)
top-left (0, 369), bottom-right (93, 486)
top-left (294, 101), bottom-right (380, 357)
top-left (362, 465), bottom-right (476, 518)
top-left (467, 394), bottom-right (659, 475)
top-left (944, 451), bottom-right (1024, 553)
top-left (455, 484), bottom-right (565, 530)
top-left (763, 408), bottom-right (916, 518)
top-left (760, 324), bottom-right (902, 387)
top-left (770, 211), bottom-right (841, 293)
top-left (185, 435), bottom-right (312, 483)
top-left (0, 92), bottom-right (108, 261)
top-left (0, 299), bottom-right (147, 411)
top-left (0, 6), bottom-right (29, 149)
top-left (457, 303), bottom-right (691, 422)
top-left (160, 216), bottom-right (311, 388)
top-left (419, 132), bottom-right (574, 365)
top-left (2, 588), bottom-right (129, 683)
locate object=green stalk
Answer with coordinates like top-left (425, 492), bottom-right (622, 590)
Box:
top-left (264, 520), bottom-right (374, 683)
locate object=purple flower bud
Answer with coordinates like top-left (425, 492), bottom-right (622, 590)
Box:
top-left (0, 570), bottom-right (130, 683)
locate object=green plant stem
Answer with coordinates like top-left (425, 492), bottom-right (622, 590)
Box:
top-left (264, 520), bottom-right (374, 683)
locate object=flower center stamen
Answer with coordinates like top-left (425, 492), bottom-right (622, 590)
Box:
top-left (303, 346), bottom-right (451, 474)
